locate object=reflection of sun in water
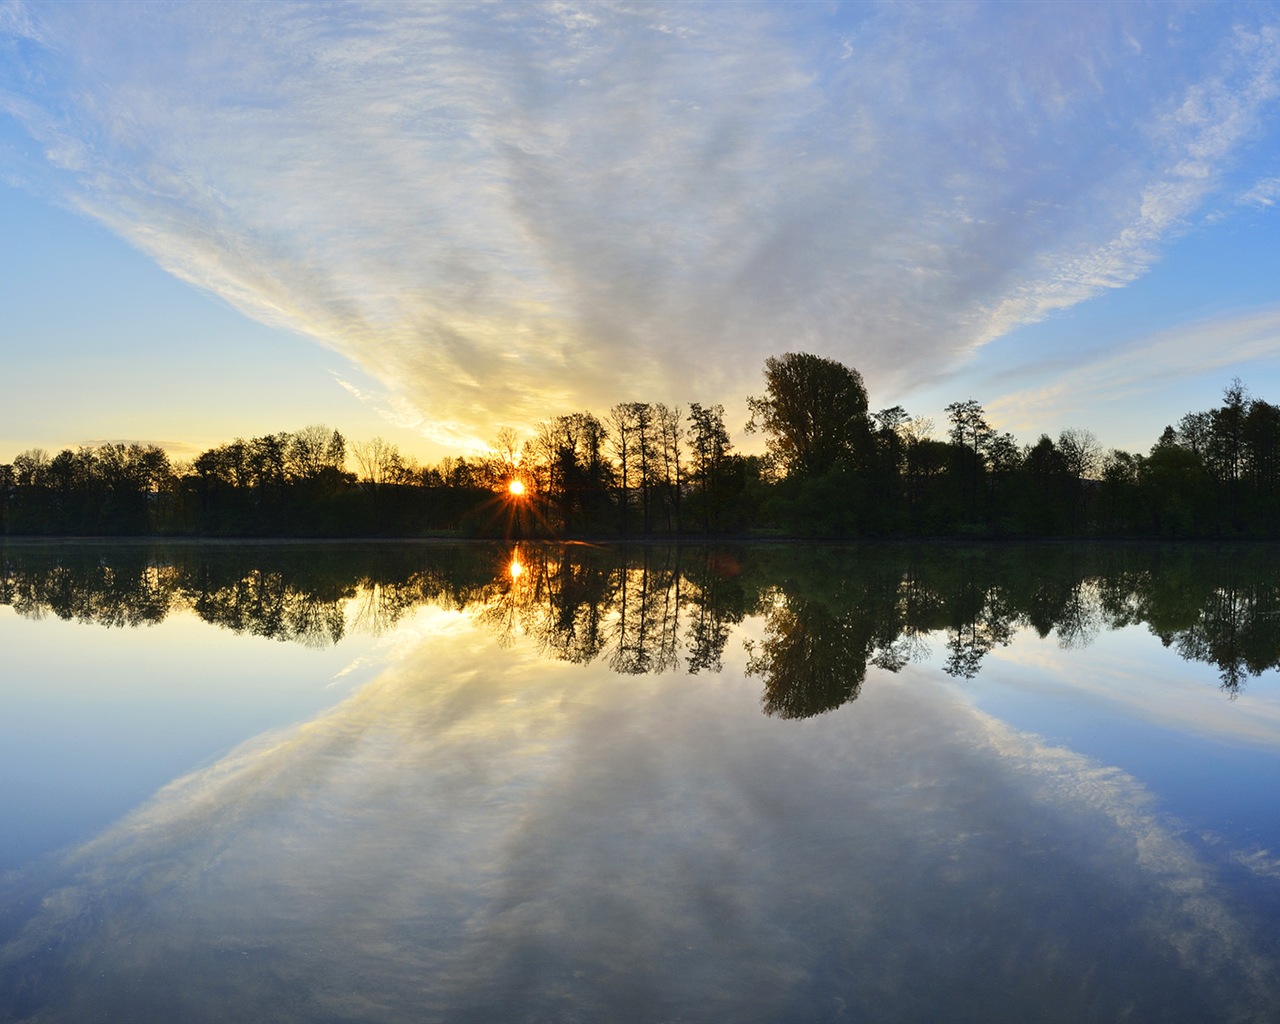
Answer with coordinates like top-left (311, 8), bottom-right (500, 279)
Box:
top-left (508, 479), bottom-right (525, 496)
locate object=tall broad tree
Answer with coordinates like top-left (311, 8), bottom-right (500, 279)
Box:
top-left (687, 402), bottom-right (731, 533)
top-left (555, 412), bottom-right (611, 532)
top-left (527, 412), bottom-right (611, 533)
top-left (746, 352), bottom-right (871, 479)
top-left (944, 399), bottom-right (993, 457)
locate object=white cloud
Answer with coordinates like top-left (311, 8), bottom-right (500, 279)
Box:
top-left (988, 305), bottom-right (1280, 438)
top-left (2, 2), bottom-right (1279, 446)
top-left (1240, 176), bottom-right (1280, 206)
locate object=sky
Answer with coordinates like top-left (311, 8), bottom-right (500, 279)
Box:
top-left (3, 1), bottom-right (1280, 464)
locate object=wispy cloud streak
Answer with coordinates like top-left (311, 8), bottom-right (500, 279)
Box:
top-left (989, 305), bottom-right (1280, 437)
top-left (1, 2), bottom-right (1278, 444)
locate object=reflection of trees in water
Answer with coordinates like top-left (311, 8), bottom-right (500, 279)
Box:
top-left (1082, 549), bottom-right (1280, 696)
top-left (605, 554), bottom-right (663, 675)
top-left (473, 544), bottom-right (745, 678)
top-left (1161, 580), bottom-right (1280, 695)
top-left (741, 545), bottom-right (1280, 715)
top-left (0, 543), bottom-right (494, 648)
top-left (349, 580), bottom-right (421, 638)
top-left (684, 553), bottom-right (744, 675)
top-left (191, 568), bottom-right (350, 648)
top-left (746, 561), bottom-right (932, 718)
top-left (4, 542), bottom-right (1280, 704)
top-left (746, 595), bottom-right (869, 718)
top-left (606, 549), bottom-right (697, 675)
top-left (1025, 577), bottom-right (1103, 650)
top-left (1, 554), bottom-right (176, 628)
top-left (942, 585), bottom-right (1016, 680)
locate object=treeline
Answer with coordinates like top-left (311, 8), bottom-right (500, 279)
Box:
top-left (3, 354), bottom-right (1279, 538)
top-left (0, 426), bottom-right (490, 538)
top-left (5, 541), bottom-right (1278, 708)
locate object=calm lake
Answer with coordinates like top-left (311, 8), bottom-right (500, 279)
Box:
top-left (2, 540), bottom-right (1279, 1023)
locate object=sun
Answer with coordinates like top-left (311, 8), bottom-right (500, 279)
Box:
top-left (508, 479), bottom-right (526, 497)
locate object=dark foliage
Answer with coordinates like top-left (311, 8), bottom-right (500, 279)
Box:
top-left (4, 369), bottom-right (1277, 540)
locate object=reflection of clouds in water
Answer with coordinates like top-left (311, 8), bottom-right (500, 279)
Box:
top-left (1, 627), bottom-right (1277, 1022)
top-left (966, 697), bottom-right (1273, 1000)
top-left (1231, 847), bottom-right (1280, 879)
top-left (982, 626), bottom-right (1280, 749)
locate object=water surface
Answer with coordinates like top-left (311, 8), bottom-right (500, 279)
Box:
top-left (1, 541), bottom-right (1278, 1022)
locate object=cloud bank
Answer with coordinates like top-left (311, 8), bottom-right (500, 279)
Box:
top-left (2, 2), bottom-right (1279, 446)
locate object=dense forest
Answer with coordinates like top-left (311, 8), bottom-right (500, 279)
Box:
top-left (3, 353), bottom-right (1278, 539)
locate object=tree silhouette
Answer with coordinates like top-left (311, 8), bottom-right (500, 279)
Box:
top-left (687, 402), bottom-right (732, 533)
top-left (746, 352), bottom-right (871, 479)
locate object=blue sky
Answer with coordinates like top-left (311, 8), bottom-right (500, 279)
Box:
top-left (3, 1), bottom-right (1280, 464)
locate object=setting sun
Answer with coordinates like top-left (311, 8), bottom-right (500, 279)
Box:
top-left (508, 479), bottom-right (525, 497)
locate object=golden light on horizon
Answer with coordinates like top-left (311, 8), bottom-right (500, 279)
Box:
top-left (508, 479), bottom-right (525, 496)
top-left (509, 558), bottom-right (524, 579)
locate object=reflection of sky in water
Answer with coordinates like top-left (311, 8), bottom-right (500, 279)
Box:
top-left (2, 605), bottom-right (1279, 1022)
top-left (0, 603), bottom-right (397, 870)
top-left (955, 624), bottom-right (1280, 854)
